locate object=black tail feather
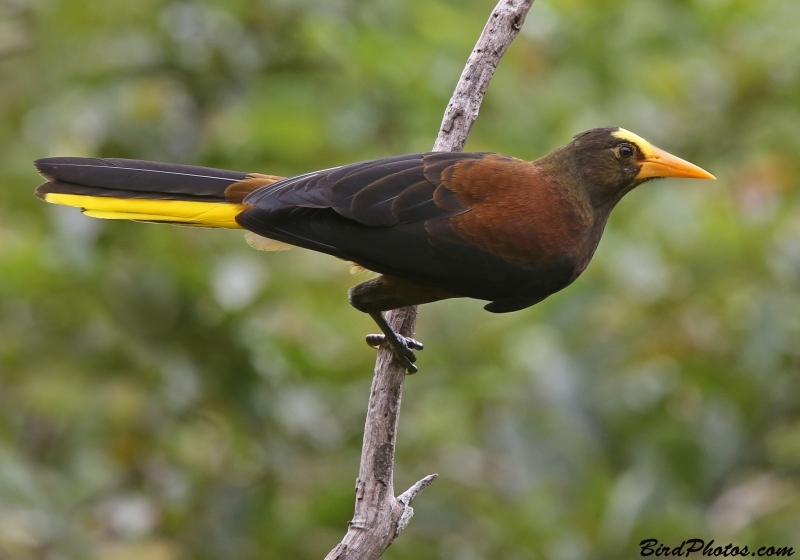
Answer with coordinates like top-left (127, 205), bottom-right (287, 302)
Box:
top-left (34, 157), bottom-right (248, 202)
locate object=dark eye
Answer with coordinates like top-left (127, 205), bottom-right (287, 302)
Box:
top-left (618, 144), bottom-right (634, 159)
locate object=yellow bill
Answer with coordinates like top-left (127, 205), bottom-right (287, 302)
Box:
top-left (636, 145), bottom-right (716, 181)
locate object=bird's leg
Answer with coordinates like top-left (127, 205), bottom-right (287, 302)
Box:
top-left (365, 311), bottom-right (424, 374)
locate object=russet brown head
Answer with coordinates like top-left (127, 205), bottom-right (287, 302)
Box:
top-left (551, 127), bottom-right (715, 208)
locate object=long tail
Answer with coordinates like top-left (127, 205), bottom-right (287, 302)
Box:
top-left (35, 157), bottom-right (284, 228)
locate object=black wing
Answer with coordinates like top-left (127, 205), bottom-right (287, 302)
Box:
top-left (242, 152), bottom-right (479, 226)
top-left (237, 152), bottom-right (557, 303)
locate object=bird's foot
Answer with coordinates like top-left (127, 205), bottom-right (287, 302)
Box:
top-left (365, 333), bottom-right (423, 374)
top-left (365, 311), bottom-right (424, 374)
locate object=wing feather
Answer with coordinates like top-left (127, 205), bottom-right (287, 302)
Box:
top-left (235, 152), bottom-right (560, 302)
top-left (349, 169), bottom-right (423, 226)
top-left (243, 152), bottom-right (477, 226)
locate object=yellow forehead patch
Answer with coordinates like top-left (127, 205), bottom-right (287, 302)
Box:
top-left (612, 128), bottom-right (655, 158)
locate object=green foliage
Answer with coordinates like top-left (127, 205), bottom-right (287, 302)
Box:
top-left (1, 0), bottom-right (800, 558)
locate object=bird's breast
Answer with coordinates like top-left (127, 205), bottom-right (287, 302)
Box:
top-left (446, 157), bottom-right (595, 269)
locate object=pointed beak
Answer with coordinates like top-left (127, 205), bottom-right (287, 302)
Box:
top-left (636, 146), bottom-right (716, 181)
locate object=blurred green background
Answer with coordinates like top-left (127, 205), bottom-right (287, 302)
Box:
top-left (2, 0), bottom-right (800, 558)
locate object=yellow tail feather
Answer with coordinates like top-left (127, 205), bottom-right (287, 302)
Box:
top-left (44, 193), bottom-right (248, 229)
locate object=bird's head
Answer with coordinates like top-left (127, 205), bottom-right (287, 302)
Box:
top-left (559, 126), bottom-right (715, 208)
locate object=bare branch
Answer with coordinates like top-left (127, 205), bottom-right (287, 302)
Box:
top-left (434, 0), bottom-right (535, 153)
top-left (325, 2), bottom-right (534, 558)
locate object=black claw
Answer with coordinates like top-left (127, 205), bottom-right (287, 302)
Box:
top-left (407, 338), bottom-right (424, 351)
top-left (366, 312), bottom-right (425, 374)
top-left (366, 333), bottom-right (419, 363)
top-left (366, 334), bottom-right (385, 348)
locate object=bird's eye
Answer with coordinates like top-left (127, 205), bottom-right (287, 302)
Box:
top-left (618, 144), bottom-right (635, 159)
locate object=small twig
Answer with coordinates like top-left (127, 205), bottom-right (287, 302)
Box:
top-left (395, 474), bottom-right (439, 536)
top-left (397, 473), bottom-right (439, 507)
top-left (325, 2), bottom-right (534, 559)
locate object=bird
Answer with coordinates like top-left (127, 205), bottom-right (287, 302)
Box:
top-left (34, 127), bottom-right (715, 373)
